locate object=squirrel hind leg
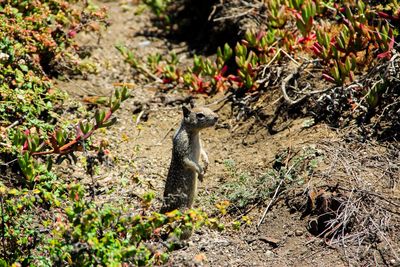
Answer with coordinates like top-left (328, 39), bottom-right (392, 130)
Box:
top-left (160, 192), bottom-right (188, 213)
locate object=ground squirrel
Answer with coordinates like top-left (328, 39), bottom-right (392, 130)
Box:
top-left (160, 105), bottom-right (218, 214)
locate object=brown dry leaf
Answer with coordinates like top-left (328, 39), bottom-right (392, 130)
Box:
top-left (89, 22), bottom-right (100, 31)
top-left (82, 96), bottom-right (108, 105)
top-left (320, 191), bottom-right (332, 213)
top-left (113, 82), bottom-right (136, 88)
top-left (308, 188), bottom-right (318, 210)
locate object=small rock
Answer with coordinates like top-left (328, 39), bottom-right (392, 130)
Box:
top-left (389, 259), bottom-right (396, 265)
top-left (138, 40), bottom-right (151, 47)
top-left (287, 231), bottom-right (294, 237)
top-left (215, 239), bottom-right (231, 246)
top-left (199, 244), bottom-right (207, 252)
top-left (265, 250), bottom-right (274, 258)
top-left (193, 253), bottom-right (207, 264)
top-left (295, 230), bottom-right (304, 236)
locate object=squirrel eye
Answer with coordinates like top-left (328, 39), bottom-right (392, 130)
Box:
top-left (196, 113), bottom-right (205, 119)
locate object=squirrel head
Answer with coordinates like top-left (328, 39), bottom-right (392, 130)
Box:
top-left (182, 106), bottom-right (218, 131)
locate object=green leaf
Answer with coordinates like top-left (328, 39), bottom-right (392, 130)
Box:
top-left (296, 19), bottom-right (306, 36)
top-left (95, 110), bottom-right (106, 125)
top-left (115, 88), bottom-right (121, 99)
top-left (337, 34), bottom-right (345, 50)
top-left (235, 56), bottom-right (245, 68)
top-left (56, 130), bottom-right (65, 145)
top-left (217, 46), bottom-right (222, 59)
top-left (47, 157), bottom-right (53, 171)
top-left (316, 30), bottom-right (323, 45)
top-left (330, 62), bottom-right (341, 83)
top-left (224, 43), bottom-right (233, 61)
top-left (323, 33), bottom-right (330, 48)
top-left (99, 117), bottom-right (117, 128)
top-left (19, 64), bottom-right (29, 72)
top-left (345, 57), bottom-right (351, 73)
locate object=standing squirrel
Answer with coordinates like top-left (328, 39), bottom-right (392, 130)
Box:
top-left (160, 106), bottom-right (218, 214)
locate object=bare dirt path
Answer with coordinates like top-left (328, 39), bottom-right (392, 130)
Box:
top-left (54, 1), bottom-right (399, 266)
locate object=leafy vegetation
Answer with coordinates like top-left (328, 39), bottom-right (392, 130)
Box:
top-left (1, 179), bottom-right (212, 265)
top-left (214, 148), bottom-right (322, 214)
top-left (0, 0), bottom-right (107, 130)
top-left (133, 0), bottom-right (399, 137)
top-left (140, 0), bottom-right (398, 90)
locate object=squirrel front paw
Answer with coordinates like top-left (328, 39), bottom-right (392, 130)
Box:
top-left (198, 168), bottom-right (205, 182)
top-left (201, 153), bottom-right (209, 174)
top-left (202, 161), bottom-right (209, 174)
top-left (203, 164), bottom-right (208, 174)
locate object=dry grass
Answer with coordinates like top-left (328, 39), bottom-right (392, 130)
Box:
top-left (290, 138), bottom-right (400, 265)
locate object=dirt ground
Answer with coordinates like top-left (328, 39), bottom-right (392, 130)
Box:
top-left (55, 1), bottom-right (400, 266)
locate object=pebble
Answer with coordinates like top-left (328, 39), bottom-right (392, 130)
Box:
top-left (295, 230), bottom-right (304, 236)
top-left (199, 245), bottom-right (207, 252)
top-left (216, 239), bottom-right (231, 246)
top-left (287, 231), bottom-right (294, 237)
top-left (138, 40), bottom-right (151, 47)
top-left (265, 250), bottom-right (274, 258)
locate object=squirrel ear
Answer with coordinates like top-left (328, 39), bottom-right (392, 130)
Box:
top-left (182, 105), bottom-right (191, 118)
top-left (189, 99), bottom-right (195, 109)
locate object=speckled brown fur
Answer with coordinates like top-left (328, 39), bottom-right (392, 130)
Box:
top-left (161, 106), bottom-right (218, 214)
